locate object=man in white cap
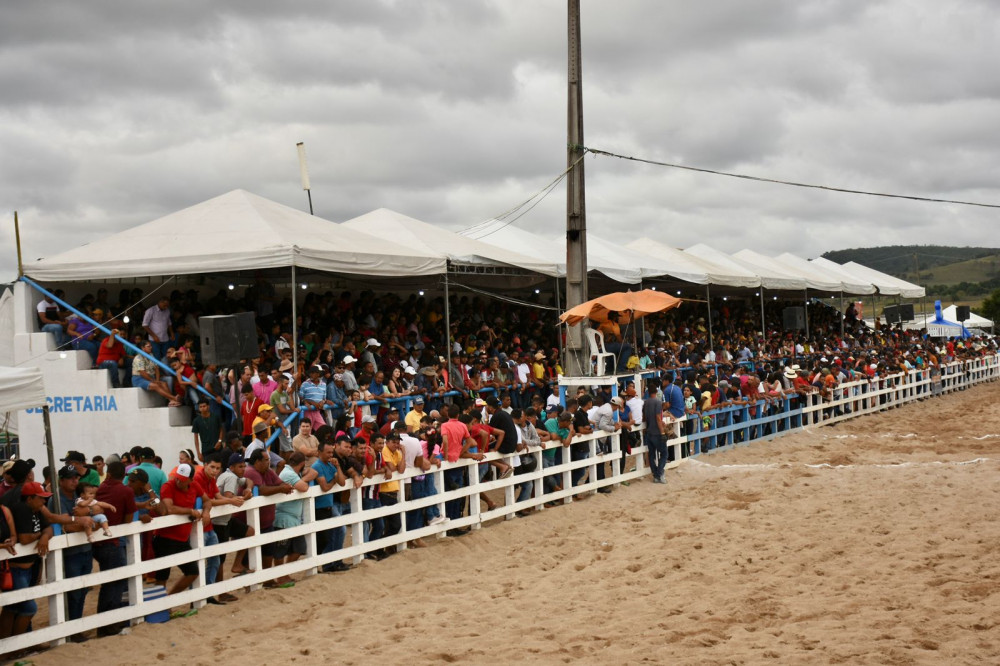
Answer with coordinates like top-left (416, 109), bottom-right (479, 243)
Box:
top-left (339, 355), bottom-right (360, 393)
top-left (154, 463), bottom-right (206, 596)
top-left (361, 338), bottom-right (382, 373)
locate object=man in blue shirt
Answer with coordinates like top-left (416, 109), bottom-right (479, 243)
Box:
top-left (662, 379), bottom-right (686, 461)
top-left (311, 441), bottom-right (348, 572)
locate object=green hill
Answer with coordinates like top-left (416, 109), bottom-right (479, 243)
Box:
top-left (822, 245), bottom-right (998, 281)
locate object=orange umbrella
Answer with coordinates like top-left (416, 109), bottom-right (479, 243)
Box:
top-left (559, 289), bottom-right (682, 326)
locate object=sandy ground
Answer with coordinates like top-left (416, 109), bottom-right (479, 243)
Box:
top-left (29, 382), bottom-right (1000, 665)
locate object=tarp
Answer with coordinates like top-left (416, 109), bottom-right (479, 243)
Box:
top-left (775, 253), bottom-right (874, 294)
top-left (0, 366), bottom-right (46, 414)
top-left (628, 238), bottom-right (760, 288)
top-left (26, 190), bottom-right (447, 281)
top-left (342, 209), bottom-right (560, 277)
top-left (589, 234), bottom-right (698, 282)
top-left (559, 289), bottom-right (682, 326)
top-left (463, 219), bottom-right (646, 283)
top-left (727, 249), bottom-right (808, 291)
top-left (841, 261), bottom-right (926, 298)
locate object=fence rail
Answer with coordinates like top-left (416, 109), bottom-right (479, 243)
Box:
top-left (1, 355), bottom-right (997, 653)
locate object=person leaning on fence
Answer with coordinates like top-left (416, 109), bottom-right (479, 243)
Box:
top-left (243, 449), bottom-right (294, 582)
top-left (92, 461), bottom-right (136, 636)
top-left (642, 379), bottom-right (669, 485)
top-left (440, 403), bottom-right (482, 535)
top-left (153, 462), bottom-right (205, 597)
top-left (0, 482), bottom-right (53, 640)
top-left (311, 440), bottom-right (347, 571)
top-left (213, 453), bottom-right (255, 585)
top-left (270, 451), bottom-right (315, 588)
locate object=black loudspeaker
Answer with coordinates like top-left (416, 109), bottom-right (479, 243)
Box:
top-left (782, 307), bottom-right (805, 331)
top-left (883, 305), bottom-right (899, 324)
top-left (899, 304), bottom-right (914, 321)
top-left (200, 316), bottom-right (239, 365)
top-left (233, 312), bottom-right (259, 359)
top-left (956, 305), bottom-right (971, 322)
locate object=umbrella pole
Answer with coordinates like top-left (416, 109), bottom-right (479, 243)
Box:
top-left (43, 406), bottom-right (60, 514)
top-left (706, 285), bottom-right (714, 351)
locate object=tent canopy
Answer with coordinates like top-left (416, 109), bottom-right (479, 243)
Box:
top-left (774, 253), bottom-right (874, 294)
top-left (342, 209), bottom-right (560, 277)
top-left (728, 249), bottom-right (808, 291)
top-left (628, 238), bottom-right (760, 288)
top-left (841, 261), bottom-right (926, 298)
top-left (810, 257), bottom-right (879, 296)
top-left (943, 304), bottom-right (993, 328)
top-left (0, 366), bottom-right (45, 414)
top-left (26, 190), bottom-right (447, 281)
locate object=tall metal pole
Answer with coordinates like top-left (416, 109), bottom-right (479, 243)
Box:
top-left (14, 211), bottom-right (24, 278)
top-left (804, 289), bottom-right (810, 339)
top-left (564, 0), bottom-right (588, 377)
top-left (43, 406), bottom-right (60, 514)
top-left (839, 291), bottom-right (844, 339)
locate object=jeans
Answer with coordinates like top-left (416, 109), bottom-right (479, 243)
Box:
top-left (362, 497), bottom-right (384, 543)
top-left (42, 323), bottom-right (68, 347)
top-left (151, 340), bottom-right (170, 359)
top-left (93, 542), bottom-right (128, 614)
top-left (517, 480), bottom-right (532, 503)
top-left (380, 492), bottom-right (400, 540)
top-left (604, 342), bottom-right (633, 373)
top-left (72, 337), bottom-right (99, 363)
top-left (647, 433), bottom-right (668, 480)
top-left (329, 502), bottom-right (349, 552)
top-left (571, 446), bottom-right (590, 487)
top-left (406, 476), bottom-right (441, 531)
top-left (444, 468), bottom-right (466, 521)
top-left (9, 566), bottom-right (37, 617)
top-left (98, 360), bottom-right (121, 388)
top-left (204, 530), bottom-right (220, 585)
top-left (64, 548), bottom-right (93, 621)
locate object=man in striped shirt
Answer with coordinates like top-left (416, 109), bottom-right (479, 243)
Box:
top-left (299, 365), bottom-right (331, 430)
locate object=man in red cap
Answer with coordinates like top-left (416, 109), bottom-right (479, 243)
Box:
top-left (0, 483), bottom-right (53, 639)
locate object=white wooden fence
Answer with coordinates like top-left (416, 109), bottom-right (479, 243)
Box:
top-left (1, 355), bottom-right (997, 653)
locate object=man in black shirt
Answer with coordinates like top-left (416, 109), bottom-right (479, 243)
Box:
top-left (568, 396), bottom-right (594, 488)
top-left (0, 483), bottom-right (53, 639)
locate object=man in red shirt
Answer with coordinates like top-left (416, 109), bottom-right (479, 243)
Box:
top-left (96, 327), bottom-right (127, 388)
top-left (440, 404), bottom-right (483, 533)
top-left (154, 463), bottom-right (205, 595)
top-left (93, 461), bottom-right (136, 635)
top-left (193, 453), bottom-right (244, 604)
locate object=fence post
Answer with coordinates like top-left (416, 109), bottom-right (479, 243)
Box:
top-left (125, 531), bottom-right (144, 626)
top-left (349, 486), bottom-right (364, 564)
top-left (46, 548), bottom-right (66, 646)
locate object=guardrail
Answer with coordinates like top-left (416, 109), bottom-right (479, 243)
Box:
top-left (1, 354), bottom-right (996, 654)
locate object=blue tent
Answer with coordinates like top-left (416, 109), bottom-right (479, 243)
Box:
top-left (926, 300), bottom-right (970, 339)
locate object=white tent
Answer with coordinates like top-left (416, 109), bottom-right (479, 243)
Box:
top-left (841, 261), bottom-right (926, 298)
top-left (943, 304), bottom-right (993, 329)
top-left (0, 366), bottom-right (46, 415)
top-left (727, 249), bottom-right (808, 291)
top-left (626, 237), bottom-right (760, 288)
top-left (342, 209), bottom-right (561, 277)
top-left (26, 190), bottom-right (447, 281)
top-left (460, 219), bottom-right (643, 284)
top-left (588, 233), bottom-right (697, 283)
top-left (810, 257), bottom-right (880, 296)
top-left (775, 253), bottom-right (874, 294)
top-left (767, 252), bottom-right (842, 292)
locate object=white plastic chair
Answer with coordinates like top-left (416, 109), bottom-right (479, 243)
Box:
top-left (584, 327), bottom-right (615, 376)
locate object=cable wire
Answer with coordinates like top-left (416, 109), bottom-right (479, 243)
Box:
top-left (583, 146), bottom-right (1000, 210)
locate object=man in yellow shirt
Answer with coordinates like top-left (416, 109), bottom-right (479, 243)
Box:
top-left (596, 311), bottom-right (632, 374)
top-left (404, 396), bottom-right (426, 432)
top-left (378, 434), bottom-right (405, 555)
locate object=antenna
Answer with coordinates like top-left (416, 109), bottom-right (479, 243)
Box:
top-left (296, 142), bottom-right (314, 215)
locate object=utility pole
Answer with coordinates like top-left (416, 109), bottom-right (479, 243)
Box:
top-left (565, 0), bottom-right (588, 376)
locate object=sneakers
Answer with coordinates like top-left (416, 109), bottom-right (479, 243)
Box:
top-left (652, 476), bottom-right (666, 484)
top-left (428, 515), bottom-right (448, 526)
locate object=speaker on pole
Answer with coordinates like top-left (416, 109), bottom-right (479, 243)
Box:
top-left (233, 312), bottom-right (259, 359)
top-left (199, 316), bottom-right (240, 366)
top-left (899, 304), bottom-right (914, 321)
top-left (883, 305), bottom-right (899, 324)
top-left (956, 305), bottom-right (971, 322)
top-left (782, 307), bottom-right (805, 331)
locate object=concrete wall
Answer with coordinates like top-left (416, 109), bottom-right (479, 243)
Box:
top-left (12, 282), bottom-right (192, 465)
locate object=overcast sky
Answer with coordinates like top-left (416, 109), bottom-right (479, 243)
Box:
top-left (3, 0), bottom-right (999, 282)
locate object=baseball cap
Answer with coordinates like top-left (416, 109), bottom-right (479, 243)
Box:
top-left (58, 464), bottom-right (80, 479)
top-left (61, 450), bottom-right (86, 463)
top-left (258, 404), bottom-right (273, 413)
top-left (610, 396), bottom-right (624, 407)
top-left (474, 398), bottom-right (486, 407)
top-left (485, 397), bottom-right (501, 409)
top-left (21, 482), bottom-right (52, 498)
top-left (413, 396), bottom-right (425, 404)
top-left (342, 355), bottom-right (357, 364)
top-left (175, 463), bottom-right (194, 479)
top-left (362, 414), bottom-right (376, 424)
top-left (404, 367), bottom-right (416, 375)
top-left (228, 452), bottom-right (246, 467)
top-left (546, 404), bottom-right (560, 413)
top-left (128, 468), bottom-right (149, 483)
top-left (366, 338), bottom-right (381, 347)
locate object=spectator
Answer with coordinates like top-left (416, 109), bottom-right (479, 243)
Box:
top-left (61, 450), bottom-right (101, 487)
top-left (154, 463), bottom-right (205, 597)
top-left (440, 403), bottom-right (483, 534)
top-left (0, 482), bottom-right (53, 639)
top-left (273, 451), bottom-right (316, 585)
top-left (93, 461), bottom-right (135, 636)
top-left (292, 419), bottom-right (320, 465)
top-left (37, 293), bottom-right (68, 347)
top-left (133, 340), bottom-right (180, 406)
top-left (96, 326), bottom-right (127, 388)
top-left (192, 400), bottom-right (225, 464)
top-left (243, 449), bottom-right (293, 579)
top-left (142, 296), bottom-right (173, 359)
top-left (48, 466), bottom-right (92, 638)
top-left (136, 447), bottom-right (168, 494)
top-left (213, 452), bottom-right (255, 588)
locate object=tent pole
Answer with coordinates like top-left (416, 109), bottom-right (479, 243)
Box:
top-left (923, 295), bottom-right (928, 330)
top-left (706, 285), bottom-right (714, 351)
top-left (43, 406), bottom-right (60, 514)
top-left (444, 262), bottom-right (452, 387)
top-left (872, 293), bottom-right (878, 331)
top-left (291, 264), bottom-right (298, 379)
top-left (554, 277), bottom-right (563, 368)
top-left (759, 287), bottom-right (766, 341)
top-left (804, 289), bottom-right (810, 339)
top-left (839, 291), bottom-right (844, 340)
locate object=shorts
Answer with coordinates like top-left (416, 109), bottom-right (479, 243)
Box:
top-left (272, 533), bottom-right (306, 559)
top-left (214, 520), bottom-right (249, 543)
top-left (132, 375), bottom-right (151, 391)
top-left (152, 535), bottom-right (198, 580)
top-left (259, 527), bottom-right (276, 558)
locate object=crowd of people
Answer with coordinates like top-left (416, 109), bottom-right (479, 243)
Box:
top-left (6, 281), bottom-right (995, 648)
